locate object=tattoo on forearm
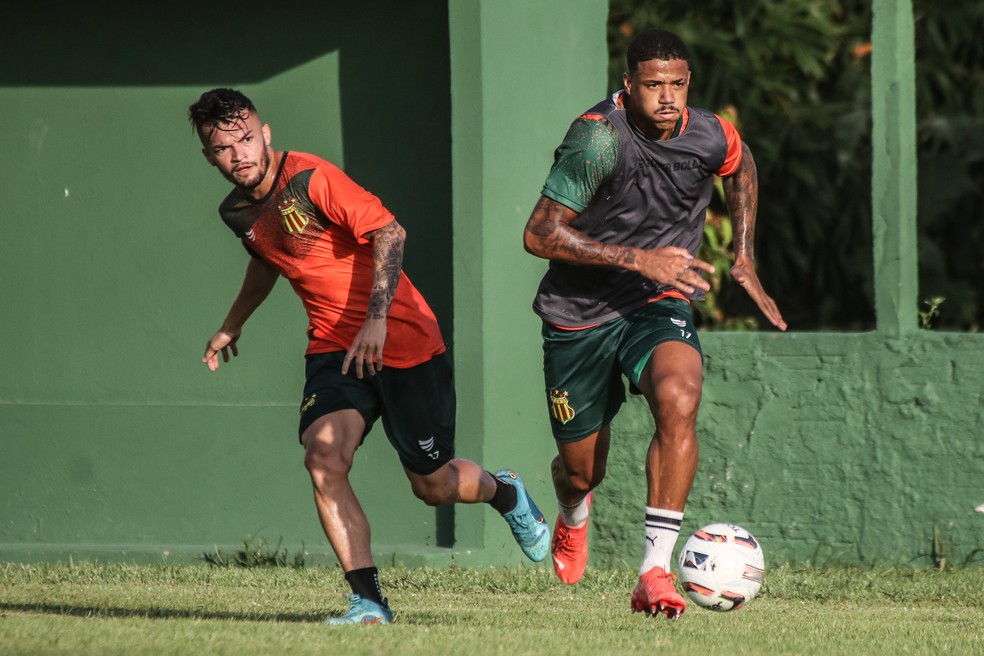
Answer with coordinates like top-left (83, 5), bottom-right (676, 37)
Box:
top-left (527, 197), bottom-right (637, 269)
top-left (723, 144), bottom-right (759, 260)
top-left (367, 221), bottom-right (405, 320)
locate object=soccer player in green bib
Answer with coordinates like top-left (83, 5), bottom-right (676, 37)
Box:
top-left (524, 28), bottom-right (787, 620)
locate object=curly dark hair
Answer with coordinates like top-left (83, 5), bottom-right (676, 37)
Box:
top-left (626, 28), bottom-right (691, 73)
top-left (188, 88), bottom-right (257, 139)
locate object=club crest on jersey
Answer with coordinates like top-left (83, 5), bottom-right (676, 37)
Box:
top-left (549, 390), bottom-right (576, 425)
top-left (279, 198), bottom-right (309, 235)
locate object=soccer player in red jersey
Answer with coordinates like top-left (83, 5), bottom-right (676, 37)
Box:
top-left (523, 29), bottom-right (786, 620)
top-left (189, 89), bottom-right (549, 625)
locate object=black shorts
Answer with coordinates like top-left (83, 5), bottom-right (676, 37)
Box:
top-left (298, 351), bottom-right (455, 475)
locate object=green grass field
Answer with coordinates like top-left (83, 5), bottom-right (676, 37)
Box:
top-left (2, 562), bottom-right (984, 655)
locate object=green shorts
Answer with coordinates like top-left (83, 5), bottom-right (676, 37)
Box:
top-left (541, 298), bottom-right (702, 443)
top-left (299, 351), bottom-right (455, 475)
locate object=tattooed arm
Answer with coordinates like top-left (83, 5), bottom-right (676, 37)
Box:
top-left (342, 219), bottom-right (407, 377)
top-left (721, 144), bottom-right (787, 330)
top-left (365, 220), bottom-right (405, 320)
top-left (523, 196), bottom-right (714, 296)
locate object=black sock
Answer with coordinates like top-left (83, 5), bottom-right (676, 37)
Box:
top-left (487, 472), bottom-right (519, 514)
top-left (345, 567), bottom-right (385, 606)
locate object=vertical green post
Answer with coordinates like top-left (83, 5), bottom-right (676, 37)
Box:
top-left (448, 0), bottom-right (486, 552)
top-left (871, 0), bottom-right (919, 334)
top-left (448, 0), bottom-right (609, 555)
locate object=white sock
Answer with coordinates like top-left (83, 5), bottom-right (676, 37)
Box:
top-left (558, 495), bottom-right (590, 529)
top-left (640, 507), bottom-right (684, 574)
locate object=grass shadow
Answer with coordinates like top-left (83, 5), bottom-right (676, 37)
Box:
top-left (0, 601), bottom-right (323, 624)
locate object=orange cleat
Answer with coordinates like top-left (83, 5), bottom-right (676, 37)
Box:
top-left (631, 566), bottom-right (687, 620)
top-left (551, 491), bottom-right (592, 585)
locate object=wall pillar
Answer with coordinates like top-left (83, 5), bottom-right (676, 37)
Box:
top-left (871, 0), bottom-right (919, 334)
top-left (448, 0), bottom-right (609, 556)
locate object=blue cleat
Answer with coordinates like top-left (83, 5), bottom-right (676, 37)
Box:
top-left (324, 595), bottom-right (393, 625)
top-left (494, 469), bottom-right (551, 562)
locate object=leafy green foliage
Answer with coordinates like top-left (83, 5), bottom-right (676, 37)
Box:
top-left (913, 2), bottom-right (984, 331)
top-left (694, 182), bottom-right (758, 330)
top-left (918, 296), bottom-right (945, 330)
top-left (608, 1), bottom-right (984, 331)
top-left (609, 0), bottom-right (874, 330)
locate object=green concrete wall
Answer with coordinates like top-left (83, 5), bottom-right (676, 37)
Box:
top-left (596, 332), bottom-right (984, 569)
top-left (0, 1), bottom-right (458, 565)
top-left (3, 0), bottom-right (982, 570)
top-left (447, 0), bottom-right (611, 561)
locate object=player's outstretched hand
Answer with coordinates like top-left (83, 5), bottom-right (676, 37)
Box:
top-left (203, 328), bottom-right (241, 371)
top-left (731, 259), bottom-right (787, 331)
top-left (343, 318), bottom-right (387, 379)
top-left (637, 247), bottom-right (715, 296)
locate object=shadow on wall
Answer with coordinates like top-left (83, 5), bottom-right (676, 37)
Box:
top-left (1, 0), bottom-right (453, 333)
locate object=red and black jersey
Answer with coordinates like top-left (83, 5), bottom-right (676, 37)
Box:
top-left (218, 151), bottom-right (446, 368)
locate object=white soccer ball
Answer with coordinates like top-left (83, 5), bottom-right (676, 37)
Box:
top-left (677, 523), bottom-right (765, 611)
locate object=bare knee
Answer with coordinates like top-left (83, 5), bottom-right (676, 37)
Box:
top-left (408, 468), bottom-right (451, 506)
top-left (300, 411), bottom-right (364, 490)
top-left (651, 375), bottom-right (702, 426)
top-left (571, 465), bottom-right (606, 494)
top-left (304, 442), bottom-right (353, 491)
top-left (412, 483), bottom-right (445, 507)
top-left (553, 454), bottom-right (605, 495)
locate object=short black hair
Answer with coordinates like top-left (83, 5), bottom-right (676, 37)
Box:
top-left (188, 88), bottom-right (257, 139)
top-left (626, 28), bottom-right (691, 73)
